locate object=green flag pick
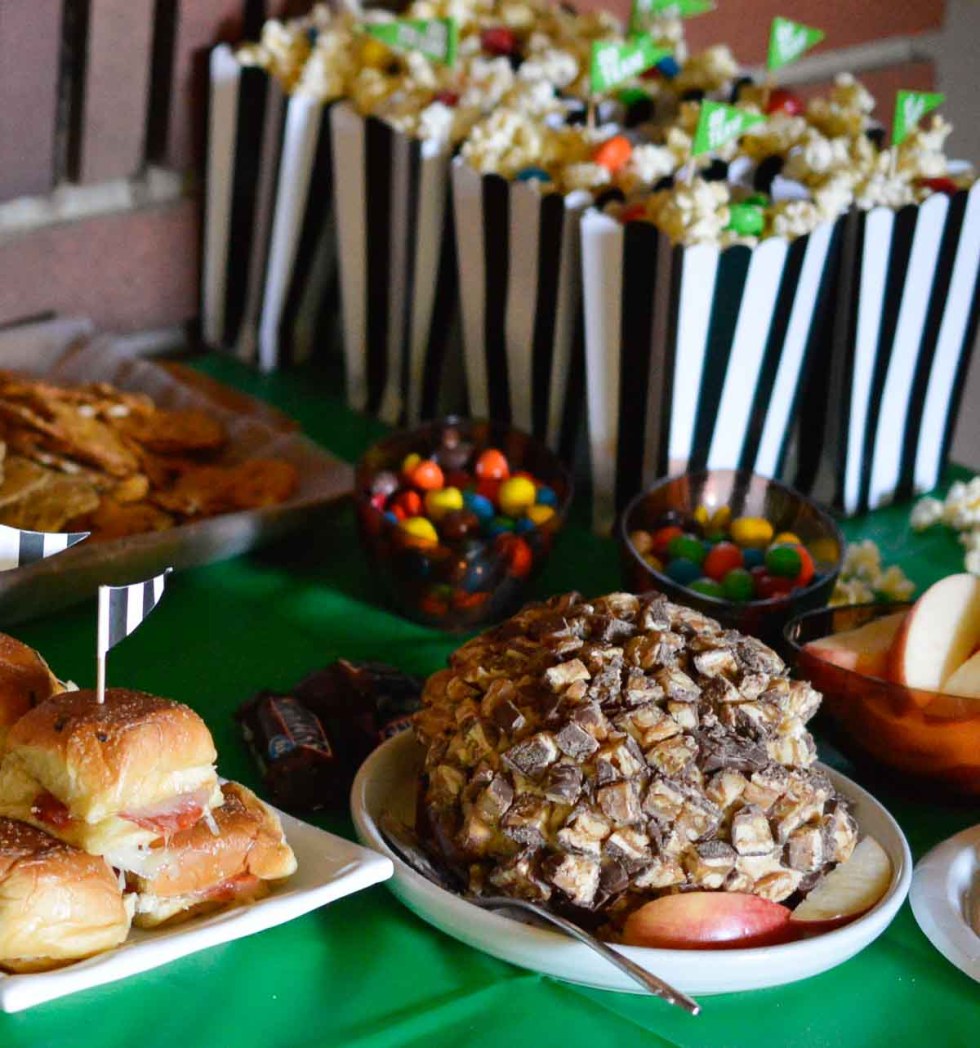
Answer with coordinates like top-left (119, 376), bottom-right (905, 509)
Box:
top-left (692, 100), bottom-right (766, 156)
top-left (767, 17), bottom-right (824, 71)
top-left (361, 18), bottom-right (458, 67)
top-left (630, 0), bottom-right (714, 33)
top-left (590, 38), bottom-right (671, 95)
top-left (893, 90), bottom-right (945, 146)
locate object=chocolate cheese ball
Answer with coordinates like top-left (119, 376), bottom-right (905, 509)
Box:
top-left (414, 592), bottom-right (857, 923)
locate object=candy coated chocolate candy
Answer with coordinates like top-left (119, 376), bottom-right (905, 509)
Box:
top-left (526, 504), bottom-right (555, 526)
top-left (651, 525), bottom-right (683, 558)
top-left (498, 476), bottom-right (537, 517)
top-left (742, 547), bottom-right (764, 569)
top-left (919, 176), bottom-right (959, 196)
top-left (369, 491), bottom-right (387, 513)
top-left (665, 557), bottom-right (701, 586)
top-left (453, 589), bottom-right (490, 610)
top-left (620, 203), bottom-right (648, 223)
top-left (481, 26), bottom-right (517, 56)
top-left (730, 516), bottom-right (773, 548)
top-left (434, 91), bottom-right (459, 107)
top-left (461, 556), bottom-right (494, 593)
top-left (370, 470), bottom-right (399, 497)
top-left (390, 490), bottom-right (423, 518)
top-left (514, 516), bottom-right (536, 535)
top-left (463, 491), bottom-right (495, 521)
top-left (440, 509), bottom-right (479, 541)
top-left (383, 511), bottom-right (399, 526)
top-left (475, 448), bottom-right (510, 480)
top-left (486, 515), bottom-right (515, 538)
top-left (745, 193), bottom-right (769, 207)
top-left (710, 506), bottom-right (731, 531)
top-left (794, 544), bottom-right (815, 586)
top-left (516, 166), bottom-right (552, 183)
top-left (401, 452), bottom-right (422, 477)
top-left (765, 543), bottom-right (802, 578)
top-left (774, 531), bottom-right (801, 545)
top-left (765, 88), bottom-right (804, 116)
top-left (400, 516), bottom-right (439, 545)
top-left (756, 572), bottom-right (794, 599)
top-left (498, 534), bottom-right (533, 578)
top-left (419, 591), bottom-right (449, 617)
top-left (630, 529), bottom-right (653, 555)
top-left (722, 567), bottom-right (755, 601)
top-left (594, 135), bottom-right (632, 173)
top-left (703, 541), bottom-right (743, 580)
top-left (703, 158), bottom-right (728, 182)
top-left (693, 505), bottom-right (709, 527)
top-left (690, 577), bottom-right (724, 599)
top-left (657, 55), bottom-right (680, 78)
top-left (727, 202), bottom-right (765, 237)
top-left (666, 533), bottom-right (705, 565)
top-left (476, 478), bottom-right (501, 505)
top-left (625, 96), bottom-right (654, 127)
top-left (753, 155), bottom-right (785, 193)
top-left (644, 554), bottom-right (664, 573)
top-left (536, 486), bottom-right (558, 507)
top-left (409, 459), bottom-right (444, 491)
top-left (361, 37), bottom-right (391, 69)
top-left (424, 486), bottom-right (463, 521)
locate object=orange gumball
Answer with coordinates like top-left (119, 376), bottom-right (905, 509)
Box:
top-left (794, 544), bottom-right (815, 586)
top-left (410, 459), bottom-right (444, 491)
top-left (475, 448), bottom-right (510, 481)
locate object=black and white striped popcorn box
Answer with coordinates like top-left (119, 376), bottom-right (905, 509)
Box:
top-left (580, 207), bottom-right (845, 533)
top-left (815, 181), bottom-right (980, 515)
top-left (451, 159), bottom-right (588, 452)
top-left (330, 102), bottom-right (459, 425)
top-left (202, 44), bottom-right (339, 372)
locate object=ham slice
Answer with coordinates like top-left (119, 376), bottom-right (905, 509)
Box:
top-left (121, 787), bottom-right (214, 838)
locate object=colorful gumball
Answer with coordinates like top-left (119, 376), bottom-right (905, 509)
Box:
top-left (794, 544), bottom-right (815, 586)
top-left (703, 541), bottom-right (743, 580)
top-left (651, 525), bottom-right (683, 558)
top-left (526, 504), bottom-right (555, 527)
top-left (666, 557), bottom-right (702, 586)
top-left (498, 476), bottom-right (537, 517)
top-left (730, 516), bottom-right (774, 548)
top-left (463, 490), bottom-right (495, 521)
top-left (690, 578), bottom-right (724, 599)
top-left (424, 486), bottom-right (463, 521)
top-left (666, 533), bottom-right (706, 565)
top-left (765, 542), bottom-right (802, 578)
top-left (475, 448), bottom-right (510, 480)
top-left (400, 516), bottom-right (439, 546)
top-left (410, 459), bottom-right (444, 491)
top-left (722, 567), bottom-right (755, 601)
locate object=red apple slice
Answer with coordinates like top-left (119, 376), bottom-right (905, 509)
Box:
top-left (791, 836), bottom-right (892, 929)
top-left (622, 892), bottom-right (795, 950)
top-left (942, 649), bottom-right (980, 699)
top-left (804, 612), bottom-right (907, 679)
top-left (889, 574), bottom-right (980, 690)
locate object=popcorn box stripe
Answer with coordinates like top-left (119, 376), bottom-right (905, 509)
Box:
top-left (364, 115), bottom-right (395, 416)
top-left (452, 161), bottom-right (489, 417)
top-left (277, 102), bottom-right (338, 368)
top-left (687, 247), bottom-right (752, 473)
top-left (531, 193), bottom-right (565, 438)
top-left (234, 83), bottom-right (288, 366)
top-left (546, 202), bottom-right (586, 451)
top-left (481, 173), bottom-right (513, 422)
top-left (505, 180), bottom-right (542, 433)
top-left (397, 139), bottom-right (424, 422)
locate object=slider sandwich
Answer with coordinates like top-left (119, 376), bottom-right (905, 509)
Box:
top-left (0, 633), bottom-right (63, 750)
top-left (0, 688), bottom-right (223, 873)
top-left (129, 781), bottom-right (297, 928)
top-left (0, 818), bottom-right (131, 972)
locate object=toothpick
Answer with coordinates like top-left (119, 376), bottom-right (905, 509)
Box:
top-left (587, 96), bottom-right (596, 133)
top-left (762, 72), bottom-right (774, 114)
top-left (96, 584), bottom-right (108, 705)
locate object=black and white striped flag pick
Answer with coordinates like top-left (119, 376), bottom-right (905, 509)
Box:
top-left (0, 525), bottom-right (89, 571)
top-left (96, 568), bottom-right (172, 704)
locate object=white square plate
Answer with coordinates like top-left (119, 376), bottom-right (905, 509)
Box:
top-left (0, 806), bottom-right (393, 1013)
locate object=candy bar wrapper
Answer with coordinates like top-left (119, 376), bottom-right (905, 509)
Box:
top-left (451, 159), bottom-right (587, 452)
top-left (814, 181), bottom-right (980, 515)
top-left (580, 208), bottom-right (845, 533)
top-left (202, 44), bottom-right (340, 372)
top-left (330, 102), bottom-right (459, 424)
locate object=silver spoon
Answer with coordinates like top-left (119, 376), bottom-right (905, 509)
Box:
top-left (378, 812), bottom-right (700, 1015)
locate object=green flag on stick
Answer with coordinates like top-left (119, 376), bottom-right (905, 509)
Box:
top-left (360, 18), bottom-right (458, 67)
top-left (692, 101), bottom-right (766, 156)
top-left (767, 17), bottom-right (824, 71)
top-left (590, 38), bottom-right (671, 95)
top-left (892, 90), bottom-right (945, 145)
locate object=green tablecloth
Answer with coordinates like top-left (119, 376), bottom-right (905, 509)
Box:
top-left (2, 356), bottom-right (977, 1047)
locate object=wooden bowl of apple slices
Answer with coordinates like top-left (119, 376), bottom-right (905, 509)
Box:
top-left (784, 574), bottom-right (980, 798)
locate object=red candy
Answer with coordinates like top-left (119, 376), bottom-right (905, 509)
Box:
top-left (703, 541), bottom-right (743, 581)
top-left (765, 88), bottom-right (805, 116)
top-left (409, 459), bottom-right (444, 491)
top-left (620, 204), bottom-right (647, 223)
top-left (651, 525), bottom-right (683, 558)
top-left (434, 91), bottom-right (459, 107)
top-left (481, 27), bottom-right (517, 56)
top-left (476, 478), bottom-right (501, 505)
top-left (918, 176), bottom-right (959, 196)
top-left (755, 572), bottom-right (794, 599)
top-left (475, 449), bottom-right (510, 481)
top-left (497, 534), bottom-right (533, 578)
top-left (389, 490), bottom-right (422, 519)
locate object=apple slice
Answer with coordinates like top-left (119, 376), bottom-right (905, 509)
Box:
top-left (622, 892), bottom-right (795, 950)
top-left (942, 649), bottom-right (980, 699)
top-left (804, 612), bottom-right (906, 679)
top-left (889, 574), bottom-right (980, 690)
top-left (791, 836), bottom-right (892, 929)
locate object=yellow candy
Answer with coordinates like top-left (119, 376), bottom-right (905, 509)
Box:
top-left (774, 531), bottom-right (801, 545)
top-left (401, 452), bottom-right (422, 476)
top-left (644, 553), bottom-right (664, 572)
top-left (526, 504), bottom-right (555, 526)
top-left (693, 505), bottom-right (709, 527)
top-left (710, 505), bottom-right (732, 530)
top-left (361, 37), bottom-right (391, 69)
top-left (498, 476), bottom-right (537, 517)
top-left (399, 516), bottom-right (438, 545)
top-left (424, 486), bottom-right (463, 521)
top-left (730, 515), bottom-right (774, 549)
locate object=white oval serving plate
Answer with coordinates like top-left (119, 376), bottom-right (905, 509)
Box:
top-left (910, 824), bottom-right (980, 984)
top-left (351, 731), bottom-right (912, 995)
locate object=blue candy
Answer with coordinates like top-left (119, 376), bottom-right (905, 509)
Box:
top-left (535, 486), bottom-right (558, 507)
top-left (463, 491), bottom-right (495, 521)
top-left (657, 55), bottom-right (680, 79)
top-left (516, 166), bottom-right (552, 183)
top-left (665, 557), bottom-right (702, 586)
top-left (514, 517), bottom-right (536, 535)
top-left (383, 511), bottom-right (399, 526)
top-left (485, 515), bottom-right (516, 538)
top-left (742, 547), bottom-right (764, 569)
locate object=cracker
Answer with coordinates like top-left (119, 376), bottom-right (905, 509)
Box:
top-left (0, 471), bottom-right (99, 532)
top-left (117, 408), bottom-right (226, 454)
